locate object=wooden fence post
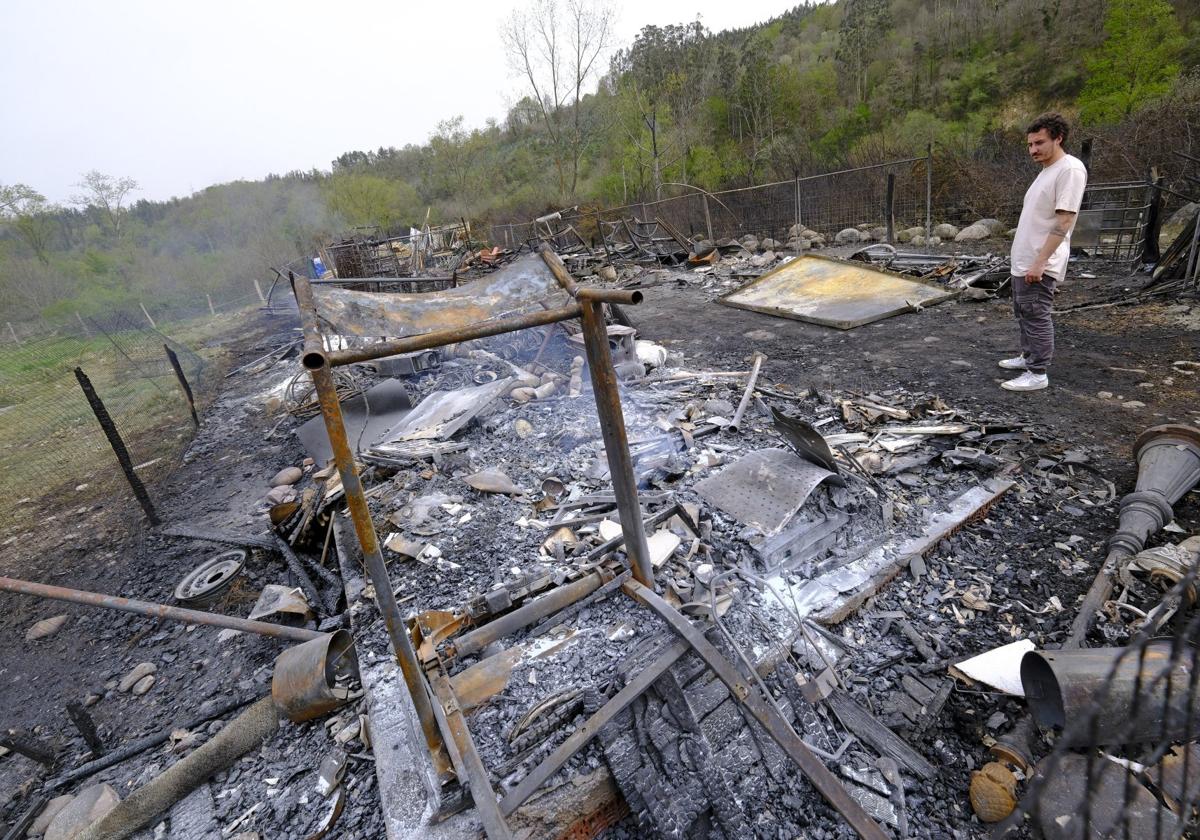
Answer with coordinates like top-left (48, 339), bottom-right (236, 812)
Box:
top-left (7, 322), bottom-right (20, 345)
top-left (164, 344), bottom-right (199, 428)
top-left (252, 278), bottom-right (266, 303)
top-left (702, 194), bottom-right (714, 241)
top-left (206, 294), bottom-right (216, 316)
top-left (139, 302), bottom-right (157, 329)
top-left (74, 367), bottom-right (160, 526)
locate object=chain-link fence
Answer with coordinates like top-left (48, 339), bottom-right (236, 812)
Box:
top-left (0, 306), bottom-right (236, 538)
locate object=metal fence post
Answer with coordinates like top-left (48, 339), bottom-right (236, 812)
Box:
top-left (794, 174), bottom-right (802, 228)
top-left (886, 173), bottom-right (896, 244)
top-left (164, 344), bottom-right (199, 427)
top-left (925, 143), bottom-right (933, 246)
top-left (74, 366), bottom-right (159, 526)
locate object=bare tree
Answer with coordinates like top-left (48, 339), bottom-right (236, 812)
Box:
top-left (503, 0), bottom-right (615, 200)
top-left (0, 182), bottom-right (43, 216)
top-left (72, 170), bottom-right (139, 240)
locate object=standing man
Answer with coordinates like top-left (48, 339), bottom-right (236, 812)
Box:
top-left (998, 112), bottom-right (1088, 391)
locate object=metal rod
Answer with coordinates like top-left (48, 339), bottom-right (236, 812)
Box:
top-left (0, 575), bottom-right (321, 642)
top-left (452, 572), bottom-right (606, 658)
top-left (498, 638), bottom-right (690, 816)
top-left (624, 580), bottom-right (890, 840)
top-left (46, 696), bottom-right (256, 790)
top-left (311, 304), bottom-right (582, 369)
top-left (291, 272), bottom-right (451, 776)
top-left (164, 344), bottom-right (199, 427)
top-left (579, 299), bottom-right (654, 588)
top-left (430, 672), bottom-right (513, 839)
top-left (74, 367), bottom-right (159, 526)
top-left (727, 352), bottom-right (766, 434)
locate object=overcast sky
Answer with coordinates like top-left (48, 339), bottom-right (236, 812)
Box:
top-left (2, 0), bottom-right (801, 204)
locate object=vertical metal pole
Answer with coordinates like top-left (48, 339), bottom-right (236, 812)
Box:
top-left (925, 143), bottom-right (933, 248)
top-left (164, 344), bottom-right (199, 427)
top-left (291, 275), bottom-right (451, 778)
top-left (702, 194), bottom-right (714, 242)
top-left (139, 302), bottom-right (157, 329)
top-left (579, 301), bottom-right (654, 588)
top-left (74, 367), bottom-right (159, 526)
top-left (886, 173), bottom-right (896, 245)
top-left (794, 174), bottom-right (802, 228)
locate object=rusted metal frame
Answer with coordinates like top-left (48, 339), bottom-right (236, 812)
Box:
top-left (450, 571), bottom-right (609, 658)
top-left (429, 670), bottom-right (514, 840)
top-left (0, 575), bottom-right (321, 643)
top-left (539, 247), bottom-right (654, 588)
top-left (623, 580), bottom-right (890, 840)
top-left (498, 638), bottom-right (691, 817)
top-left (655, 216), bottom-right (691, 251)
top-left (309, 304), bottom-right (582, 370)
top-left (292, 273), bottom-right (452, 778)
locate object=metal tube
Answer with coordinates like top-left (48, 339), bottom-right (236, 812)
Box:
top-left (313, 304), bottom-right (582, 369)
top-left (292, 273), bottom-right (451, 775)
top-left (0, 575), bottom-right (321, 642)
top-left (727, 352), bottom-right (766, 434)
top-left (1021, 641), bottom-right (1199, 748)
top-left (452, 572), bottom-right (606, 658)
top-left (579, 299), bottom-right (654, 588)
top-left (576, 288), bottom-right (643, 304)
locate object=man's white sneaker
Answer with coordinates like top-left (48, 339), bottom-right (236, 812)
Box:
top-left (1001, 371), bottom-right (1048, 391)
top-left (998, 356), bottom-right (1028, 370)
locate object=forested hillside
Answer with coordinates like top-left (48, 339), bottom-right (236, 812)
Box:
top-left (2, 0), bottom-right (1196, 323)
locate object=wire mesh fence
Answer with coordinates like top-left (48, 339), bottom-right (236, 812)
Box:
top-left (0, 301), bottom-right (249, 539)
top-left (485, 152), bottom-right (1164, 269)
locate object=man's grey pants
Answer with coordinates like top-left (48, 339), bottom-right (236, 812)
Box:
top-left (1011, 273), bottom-right (1057, 374)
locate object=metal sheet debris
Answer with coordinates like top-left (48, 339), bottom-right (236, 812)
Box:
top-left (718, 254), bottom-right (954, 329)
top-left (694, 448), bottom-right (838, 535)
top-left (311, 252), bottom-right (571, 338)
top-left (373, 378), bottom-right (512, 444)
top-left (295, 378), bottom-right (414, 465)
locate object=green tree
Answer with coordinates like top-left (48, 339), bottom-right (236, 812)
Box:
top-left (323, 172), bottom-right (419, 232)
top-left (71, 171), bottom-right (139, 240)
top-left (1079, 0), bottom-right (1185, 123)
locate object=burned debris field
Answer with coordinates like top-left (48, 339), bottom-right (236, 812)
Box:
top-left (1, 228), bottom-right (1199, 840)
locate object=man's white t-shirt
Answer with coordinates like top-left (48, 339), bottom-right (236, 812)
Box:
top-left (1010, 153), bottom-right (1088, 281)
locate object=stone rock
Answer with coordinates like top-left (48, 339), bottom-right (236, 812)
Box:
top-left (597, 265), bottom-right (618, 282)
top-left (955, 223), bottom-right (992, 242)
top-left (119, 662), bottom-right (157, 693)
top-left (788, 223), bottom-right (805, 239)
top-left (858, 229), bottom-right (875, 242)
top-left (26, 614), bottom-right (69, 642)
top-left (1161, 202), bottom-right (1198, 247)
top-left (1122, 401), bottom-right (1147, 409)
top-left (1097, 391), bottom-right (1114, 399)
top-left (264, 485), bottom-right (295, 506)
top-left (741, 235), bottom-right (759, 251)
top-left (835, 228), bottom-right (861, 244)
top-left (269, 466), bottom-right (302, 487)
top-left (978, 218), bottom-right (1007, 235)
top-left (132, 674), bottom-right (156, 695)
top-left (749, 251), bottom-right (777, 267)
top-left (30, 794), bottom-right (75, 836)
top-left (760, 237), bottom-right (780, 250)
top-left (692, 240), bottom-right (715, 258)
top-left (513, 419), bottom-right (534, 439)
top-left (45, 784), bottom-right (120, 840)
top-left (870, 226), bottom-right (889, 241)
top-left (702, 399), bottom-right (735, 418)
top-left (910, 235), bottom-right (927, 246)
top-left (933, 223), bottom-right (959, 239)
top-left (930, 235), bottom-right (942, 245)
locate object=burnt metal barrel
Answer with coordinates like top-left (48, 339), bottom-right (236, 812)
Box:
top-left (1021, 640), bottom-right (1200, 748)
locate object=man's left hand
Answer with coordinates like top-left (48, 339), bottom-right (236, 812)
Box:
top-left (1025, 262), bottom-right (1046, 284)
